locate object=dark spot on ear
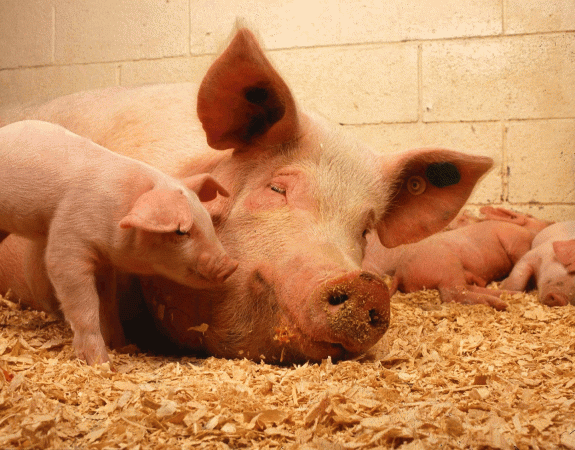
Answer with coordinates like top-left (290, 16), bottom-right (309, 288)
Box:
top-left (239, 85), bottom-right (286, 143)
top-left (245, 86), bottom-right (269, 105)
top-left (425, 162), bottom-right (461, 188)
top-left (246, 114), bottom-right (268, 139)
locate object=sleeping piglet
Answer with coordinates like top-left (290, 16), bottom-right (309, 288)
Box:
top-left (501, 221), bottom-right (575, 307)
top-left (0, 120), bottom-right (238, 365)
top-left (383, 219), bottom-right (541, 310)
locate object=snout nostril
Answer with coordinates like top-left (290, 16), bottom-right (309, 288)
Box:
top-left (368, 309), bottom-right (381, 326)
top-left (328, 293), bottom-right (349, 306)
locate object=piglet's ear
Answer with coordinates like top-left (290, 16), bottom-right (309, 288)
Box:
top-left (479, 206), bottom-right (553, 234)
top-left (479, 206), bottom-right (523, 222)
top-left (197, 28), bottom-right (299, 150)
top-left (182, 174), bottom-right (230, 202)
top-left (119, 189), bottom-right (193, 233)
top-left (553, 240), bottom-right (575, 273)
top-left (377, 148), bottom-right (493, 247)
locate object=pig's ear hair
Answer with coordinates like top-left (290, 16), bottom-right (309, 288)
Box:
top-left (553, 240), bottom-right (575, 273)
top-left (182, 174), bottom-right (230, 202)
top-left (197, 27), bottom-right (299, 150)
top-left (119, 189), bottom-right (193, 233)
top-left (376, 148), bottom-right (493, 247)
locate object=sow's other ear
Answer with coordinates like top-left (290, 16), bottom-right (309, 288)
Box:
top-left (377, 148), bottom-right (493, 247)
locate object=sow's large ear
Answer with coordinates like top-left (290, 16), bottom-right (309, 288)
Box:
top-left (377, 148), bottom-right (493, 247)
top-left (119, 189), bottom-right (193, 234)
top-left (553, 240), bottom-right (575, 273)
top-left (197, 28), bottom-right (299, 150)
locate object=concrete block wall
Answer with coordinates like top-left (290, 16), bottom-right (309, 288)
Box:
top-left (1, 0), bottom-right (574, 220)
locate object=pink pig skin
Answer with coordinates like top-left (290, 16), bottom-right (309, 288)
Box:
top-left (501, 221), bottom-right (575, 307)
top-left (365, 221), bottom-right (538, 311)
top-left (0, 28), bottom-right (492, 363)
top-left (0, 120), bottom-right (237, 366)
top-left (447, 206), bottom-right (554, 234)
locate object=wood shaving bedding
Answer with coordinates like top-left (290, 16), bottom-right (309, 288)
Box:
top-left (1, 289), bottom-right (574, 449)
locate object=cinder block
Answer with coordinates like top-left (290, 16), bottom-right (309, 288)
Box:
top-left (190, 0), bottom-right (340, 54)
top-left (505, 0), bottom-right (575, 33)
top-left (0, 64), bottom-right (118, 108)
top-left (506, 119), bottom-right (575, 204)
top-left (120, 56), bottom-right (214, 86)
top-left (422, 34), bottom-right (575, 122)
top-left (339, 0), bottom-right (502, 43)
top-left (271, 43), bottom-right (418, 124)
top-left (347, 121), bottom-right (503, 204)
top-left (55, 0), bottom-right (189, 64)
top-left (517, 204), bottom-right (575, 222)
top-left (0, 0), bottom-right (53, 69)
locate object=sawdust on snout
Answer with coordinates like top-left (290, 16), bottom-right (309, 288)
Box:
top-left (1, 288), bottom-right (575, 449)
top-left (322, 286), bottom-right (389, 345)
top-left (321, 273), bottom-right (391, 346)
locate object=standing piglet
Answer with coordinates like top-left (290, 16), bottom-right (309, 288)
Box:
top-left (0, 120), bottom-right (237, 365)
top-left (501, 221), bottom-right (575, 307)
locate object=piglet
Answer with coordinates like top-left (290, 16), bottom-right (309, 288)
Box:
top-left (0, 120), bottom-right (238, 365)
top-left (501, 221), bottom-right (575, 307)
top-left (388, 220), bottom-right (540, 310)
top-left (447, 206), bottom-right (554, 234)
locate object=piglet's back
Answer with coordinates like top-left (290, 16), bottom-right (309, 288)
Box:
top-left (0, 120), bottom-right (149, 238)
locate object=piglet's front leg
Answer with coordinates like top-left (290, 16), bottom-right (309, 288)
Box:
top-left (500, 257), bottom-right (537, 292)
top-left (45, 243), bottom-right (110, 367)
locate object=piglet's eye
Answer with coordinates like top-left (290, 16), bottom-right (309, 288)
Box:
top-left (175, 228), bottom-right (189, 236)
top-left (270, 185), bottom-right (286, 195)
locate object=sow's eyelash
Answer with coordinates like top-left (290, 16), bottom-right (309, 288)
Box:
top-left (270, 185), bottom-right (286, 195)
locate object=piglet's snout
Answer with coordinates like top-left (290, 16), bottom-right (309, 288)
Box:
top-left (542, 292), bottom-right (569, 307)
top-left (540, 275), bottom-right (575, 307)
top-left (318, 271), bottom-right (390, 353)
top-left (196, 251), bottom-right (239, 283)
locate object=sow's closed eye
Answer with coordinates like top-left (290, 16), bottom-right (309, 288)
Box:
top-left (270, 185), bottom-right (286, 195)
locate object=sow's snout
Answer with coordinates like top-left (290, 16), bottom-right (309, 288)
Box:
top-left (313, 271), bottom-right (391, 354)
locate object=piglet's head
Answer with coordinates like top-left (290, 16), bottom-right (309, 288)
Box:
top-left (118, 178), bottom-right (237, 287)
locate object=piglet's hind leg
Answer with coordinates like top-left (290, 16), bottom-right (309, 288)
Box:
top-left (439, 285), bottom-right (508, 311)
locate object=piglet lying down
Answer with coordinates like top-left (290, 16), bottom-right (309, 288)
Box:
top-left (0, 120), bottom-right (237, 365)
top-left (364, 208), bottom-right (550, 311)
top-left (501, 221), bottom-right (575, 307)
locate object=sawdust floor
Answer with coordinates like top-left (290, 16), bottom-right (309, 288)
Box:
top-left (1, 287), bottom-right (574, 450)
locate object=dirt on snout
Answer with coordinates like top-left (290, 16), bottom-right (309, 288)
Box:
top-left (1, 286), bottom-right (574, 449)
top-left (322, 275), bottom-right (391, 346)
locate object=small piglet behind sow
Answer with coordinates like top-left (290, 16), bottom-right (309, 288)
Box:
top-left (0, 120), bottom-right (237, 365)
top-left (501, 221), bottom-right (575, 307)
